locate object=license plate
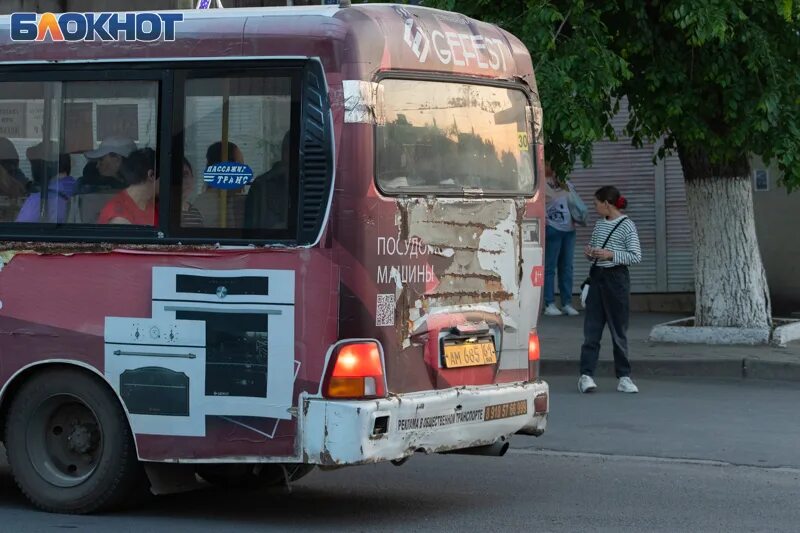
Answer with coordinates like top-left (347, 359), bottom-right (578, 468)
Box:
top-left (442, 340), bottom-right (497, 368)
top-left (484, 400), bottom-right (528, 421)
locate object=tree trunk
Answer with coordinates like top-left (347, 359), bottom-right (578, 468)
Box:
top-left (684, 175), bottom-right (772, 328)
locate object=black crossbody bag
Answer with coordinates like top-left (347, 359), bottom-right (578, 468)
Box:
top-left (580, 217), bottom-right (628, 305)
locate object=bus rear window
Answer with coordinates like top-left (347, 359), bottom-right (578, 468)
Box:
top-left (376, 79), bottom-right (535, 196)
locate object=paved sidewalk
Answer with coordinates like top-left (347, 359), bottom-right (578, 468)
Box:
top-left (538, 312), bottom-right (800, 381)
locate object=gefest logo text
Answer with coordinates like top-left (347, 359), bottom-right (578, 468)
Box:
top-left (10, 12), bottom-right (184, 42)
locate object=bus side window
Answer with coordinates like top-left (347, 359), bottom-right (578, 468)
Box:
top-left (0, 79), bottom-right (158, 227)
top-left (179, 75), bottom-right (295, 236)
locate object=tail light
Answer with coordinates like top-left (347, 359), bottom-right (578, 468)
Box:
top-left (528, 330), bottom-right (540, 381)
top-left (322, 341), bottom-right (386, 399)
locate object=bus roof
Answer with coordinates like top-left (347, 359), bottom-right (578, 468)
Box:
top-left (0, 4), bottom-right (535, 87)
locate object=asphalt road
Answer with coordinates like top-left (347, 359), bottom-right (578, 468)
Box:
top-left (0, 376), bottom-right (798, 532)
top-left (524, 376), bottom-right (800, 468)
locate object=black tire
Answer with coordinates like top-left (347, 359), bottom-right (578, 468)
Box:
top-left (5, 367), bottom-right (145, 514)
top-left (197, 463), bottom-right (315, 489)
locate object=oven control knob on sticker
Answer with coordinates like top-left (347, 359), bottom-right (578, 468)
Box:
top-left (203, 162), bottom-right (254, 190)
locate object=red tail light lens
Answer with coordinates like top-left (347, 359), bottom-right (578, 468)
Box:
top-left (323, 341), bottom-right (386, 399)
top-left (528, 331), bottom-right (540, 361)
top-left (528, 330), bottom-right (540, 381)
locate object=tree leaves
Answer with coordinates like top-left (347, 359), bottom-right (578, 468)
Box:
top-left (424, 0), bottom-right (800, 189)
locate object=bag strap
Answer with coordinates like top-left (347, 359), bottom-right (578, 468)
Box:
top-left (593, 216), bottom-right (628, 265)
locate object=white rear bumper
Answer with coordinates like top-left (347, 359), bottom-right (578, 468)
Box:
top-left (300, 380), bottom-right (549, 466)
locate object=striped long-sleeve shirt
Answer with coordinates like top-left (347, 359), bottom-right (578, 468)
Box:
top-left (588, 216), bottom-right (642, 267)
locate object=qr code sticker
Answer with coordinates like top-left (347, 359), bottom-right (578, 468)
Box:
top-left (376, 293), bottom-right (396, 327)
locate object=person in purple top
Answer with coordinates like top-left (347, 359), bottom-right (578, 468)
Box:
top-left (16, 144), bottom-right (75, 224)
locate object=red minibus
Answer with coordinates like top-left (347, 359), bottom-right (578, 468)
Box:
top-left (0, 3), bottom-right (548, 513)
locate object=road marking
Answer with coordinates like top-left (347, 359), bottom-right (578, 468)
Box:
top-left (510, 447), bottom-right (800, 474)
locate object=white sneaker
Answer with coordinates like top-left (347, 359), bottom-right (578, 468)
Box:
top-left (562, 305), bottom-right (580, 316)
top-left (544, 304), bottom-right (563, 316)
top-left (578, 374), bottom-right (597, 393)
top-left (617, 377), bottom-right (639, 393)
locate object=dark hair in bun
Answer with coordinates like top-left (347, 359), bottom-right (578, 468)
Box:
top-left (595, 185), bottom-right (627, 210)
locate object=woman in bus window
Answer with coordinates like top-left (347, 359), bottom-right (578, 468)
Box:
top-left (74, 136), bottom-right (136, 195)
top-left (97, 148), bottom-right (158, 226)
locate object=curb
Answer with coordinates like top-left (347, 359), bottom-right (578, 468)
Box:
top-left (540, 358), bottom-right (800, 382)
top-left (744, 359), bottom-right (800, 381)
top-left (648, 316), bottom-right (771, 346)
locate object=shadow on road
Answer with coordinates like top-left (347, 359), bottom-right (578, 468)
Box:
top-left (0, 462), bottom-right (483, 528)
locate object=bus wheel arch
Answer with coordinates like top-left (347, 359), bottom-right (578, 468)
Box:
top-left (0, 362), bottom-right (147, 514)
top-left (0, 361), bottom-right (136, 447)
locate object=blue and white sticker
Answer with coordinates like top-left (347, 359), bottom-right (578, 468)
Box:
top-left (203, 162), bottom-right (254, 190)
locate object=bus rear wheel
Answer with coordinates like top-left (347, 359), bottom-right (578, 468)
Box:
top-left (5, 368), bottom-right (144, 514)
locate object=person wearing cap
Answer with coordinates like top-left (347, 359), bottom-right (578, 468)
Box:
top-left (15, 143), bottom-right (75, 223)
top-left (74, 136), bottom-right (137, 195)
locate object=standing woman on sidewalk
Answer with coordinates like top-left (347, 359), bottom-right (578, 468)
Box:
top-left (543, 167), bottom-right (584, 316)
top-left (578, 186), bottom-right (642, 394)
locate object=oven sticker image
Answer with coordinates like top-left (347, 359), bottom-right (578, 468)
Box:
top-left (104, 267), bottom-right (297, 438)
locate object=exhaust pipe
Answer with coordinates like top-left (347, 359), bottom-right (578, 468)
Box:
top-left (440, 440), bottom-right (510, 457)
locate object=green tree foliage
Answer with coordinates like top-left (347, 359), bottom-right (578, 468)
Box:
top-left (428, 0), bottom-right (800, 189)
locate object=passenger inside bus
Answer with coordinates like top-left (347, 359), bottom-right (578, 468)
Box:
top-left (181, 156), bottom-right (204, 227)
top-left (245, 131), bottom-right (290, 230)
top-left (192, 140), bottom-right (245, 228)
top-left (0, 137), bottom-right (26, 199)
top-left (97, 147), bottom-right (158, 226)
top-left (68, 137), bottom-right (138, 224)
top-left (74, 136), bottom-right (137, 195)
top-left (0, 137), bottom-right (28, 223)
top-left (206, 141), bottom-right (244, 169)
top-left (16, 143), bottom-right (75, 223)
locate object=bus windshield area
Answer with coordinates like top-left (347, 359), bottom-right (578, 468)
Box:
top-left (376, 79), bottom-right (536, 196)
